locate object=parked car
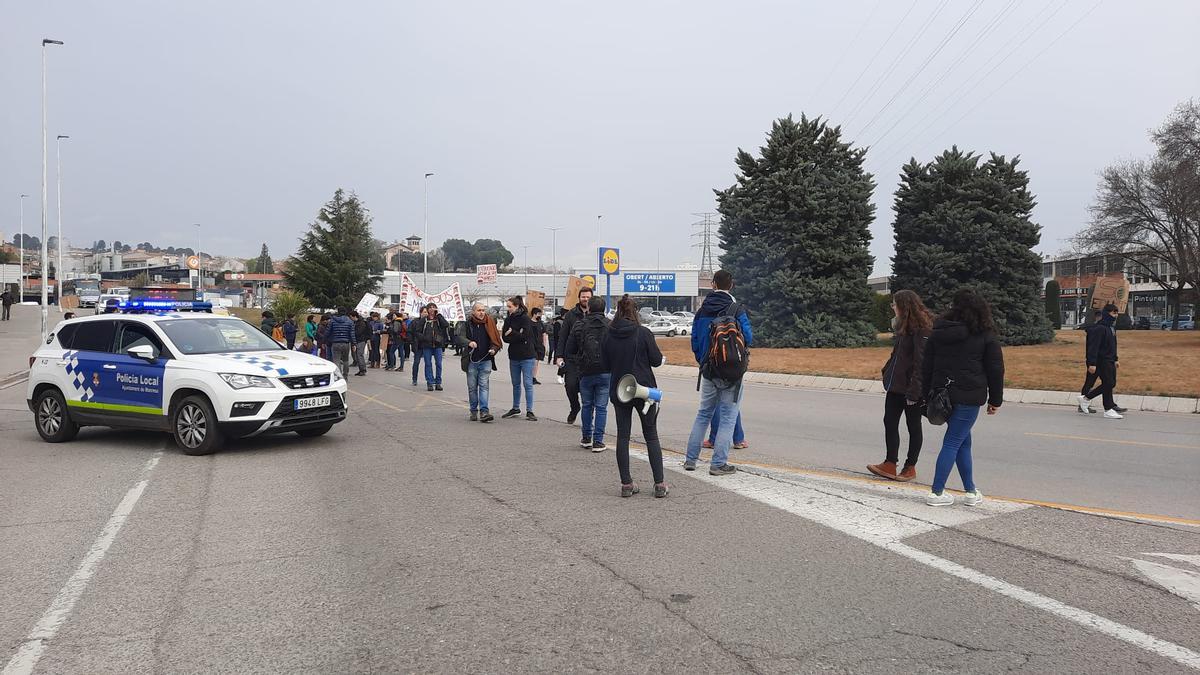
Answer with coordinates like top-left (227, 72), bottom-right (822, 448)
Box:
top-left (664, 315), bottom-right (691, 335)
top-left (1134, 316), bottom-right (1152, 330)
top-left (646, 319), bottom-right (678, 337)
top-left (1161, 315), bottom-right (1195, 330)
top-left (672, 311), bottom-right (695, 321)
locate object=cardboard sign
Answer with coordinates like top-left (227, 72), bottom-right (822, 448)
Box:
top-left (476, 264), bottom-right (497, 285)
top-left (564, 275), bottom-right (589, 310)
top-left (1089, 276), bottom-right (1130, 313)
top-left (525, 289), bottom-right (546, 311)
top-left (398, 274), bottom-right (466, 322)
top-left (354, 293), bottom-right (380, 316)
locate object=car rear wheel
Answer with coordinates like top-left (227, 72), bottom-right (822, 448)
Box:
top-left (35, 389), bottom-right (79, 443)
top-left (172, 395), bottom-right (223, 456)
top-left (295, 424), bottom-right (333, 438)
top-left (668, 330), bottom-right (677, 337)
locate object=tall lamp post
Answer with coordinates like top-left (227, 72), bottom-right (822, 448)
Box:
top-left (18, 194), bottom-right (29, 300)
top-left (423, 172), bottom-right (434, 289)
top-left (522, 245), bottom-right (533, 292)
top-left (546, 226), bottom-right (563, 310)
top-left (55, 134), bottom-right (69, 308)
top-left (40, 38), bottom-right (64, 338)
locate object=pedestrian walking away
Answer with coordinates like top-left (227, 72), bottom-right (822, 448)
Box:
top-left (555, 286), bottom-right (594, 424)
top-left (501, 295), bottom-right (538, 420)
top-left (327, 307), bottom-right (355, 378)
top-left (282, 316), bottom-right (298, 350)
top-left (603, 295), bottom-right (669, 498)
top-left (368, 311), bottom-right (385, 368)
top-left (1, 288), bottom-right (13, 321)
top-left (921, 288), bottom-right (1005, 507)
top-left (531, 306), bottom-right (547, 384)
top-left (351, 311), bottom-right (371, 376)
top-left (409, 308), bottom-right (427, 386)
top-left (547, 309), bottom-right (564, 364)
top-left (566, 296), bottom-right (612, 450)
top-left (868, 289), bottom-right (933, 482)
top-left (684, 269), bottom-right (752, 476)
top-left (456, 302), bottom-right (502, 422)
top-left (412, 303), bottom-right (450, 390)
top-left (1078, 304), bottom-right (1125, 419)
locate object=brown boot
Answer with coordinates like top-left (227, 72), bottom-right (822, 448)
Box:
top-left (895, 463), bottom-right (917, 482)
top-left (867, 461), bottom-right (899, 480)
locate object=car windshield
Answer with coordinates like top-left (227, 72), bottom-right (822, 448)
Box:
top-left (157, 318), bottom-right (282, 355)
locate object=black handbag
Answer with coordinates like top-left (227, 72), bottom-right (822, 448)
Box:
top-left (924, 377), bottom-right (954, 426)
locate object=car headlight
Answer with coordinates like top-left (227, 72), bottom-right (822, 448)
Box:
top-left (219, 373), bottom-right (275, 390)
top-left (330, 369), bottom-right (343, 383)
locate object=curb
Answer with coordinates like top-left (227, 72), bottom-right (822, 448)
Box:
top-left (655, 365), bottom-right (1200, 415)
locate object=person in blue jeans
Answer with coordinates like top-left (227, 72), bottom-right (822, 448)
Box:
top-left (411, 304), bottom-right (449, 391)
top-left (501, 296), bottom-right (538, 421)
top-left (684, 269), bottom-right (753, 476)
top-left (920, 288), bottom-right (1004, 506)
top-left (566, 296), bottom-right (612, 451)
top-left (456, 302), bottom-right (502, 423)
top-left (705, 409), bottom-right (746, 450)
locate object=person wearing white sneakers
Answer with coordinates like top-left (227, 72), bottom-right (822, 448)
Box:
top-left (1079, 303), bottom-right (1125, 420)
top-left (921, 290), bottom-right (1005, 507)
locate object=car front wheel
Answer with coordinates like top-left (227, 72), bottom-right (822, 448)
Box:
top-left (172, 395), bottom-right (224, 456)
top-left (35, 389), bottom-right (79, 443)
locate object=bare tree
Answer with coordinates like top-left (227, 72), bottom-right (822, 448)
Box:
top-left (1076, 100), bottom-right (1200, 327)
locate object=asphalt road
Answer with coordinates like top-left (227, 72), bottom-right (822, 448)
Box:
top-left (2, 308), bottom-right (1199, 673)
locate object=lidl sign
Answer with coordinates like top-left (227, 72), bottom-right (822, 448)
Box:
top-left (598, 247), bottom-right (620, 275)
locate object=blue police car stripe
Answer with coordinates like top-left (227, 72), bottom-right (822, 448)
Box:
top-left (219, 353), bottom-right (290, 376)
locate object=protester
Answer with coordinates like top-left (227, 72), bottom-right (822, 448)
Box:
top-left (409, 307), bottom-right (427, 386)
top-left (260, 310), bottom-right (279, 338)
top-left (548, 308), bottom-right (564, 363)
top-left (369, 312), bottom-right (385, 368)
top-left (501, 295), bottom-right (538, 420)
top-left (282, 315), bottom-right (298, 350)
top-left (566, 296), bottom-right (611, 450)
top-left (63, 312), bottom-right (76, 320)
top-left (316, 314), bottom-right (332, 360)
top-left (412, 303), bottom-right (450, 391)
top-left (603, 295), bottom-right (668, 497)
top-left (922, 288), bottom-right (1005, 507)
top-left (531, 307), bottom-right (547, 385)
top-left (304, 314), bottom-right (318, 342)
top-left (351, 311), bottom-right (371, 376)
top-left (1, 288), bottom-right (13, 321)
top-left (1078, 304), bottom-right (1126, 419)
top-left (868, 289), bottom-right (933, 482)
top-left (456, 301), bottom-right (502, 422)
top-left (398, 312), bottom-right (412, 371)
top-left (683, 269), bottom-right (752, 476)
top-left (1076, 309), bottom-right (1102, 415)
top-left (555, 286), bottom-right (594, 424)
top-left (703, 411), bottom-right (747, 451)
top-left (327, 308), bottom-right (355, 378)
top-left (298, 335), bottom-right (318, 355)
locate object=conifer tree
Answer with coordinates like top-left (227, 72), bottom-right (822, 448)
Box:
top-left (284, 189), bottom-right (382, 309)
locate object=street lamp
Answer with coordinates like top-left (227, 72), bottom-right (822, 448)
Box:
top-left (40, 38), bottom-right (64, 339)
top-left (18, 194), bottom-right (29, 300)
top-left (546, 226), bottom-right (563, 310)
top-left (522, 245), bottom-right (533, 292)
top-left (423, 172), bottom-right (434, 289)
top-left (55, 134), bottom-right (69, 309)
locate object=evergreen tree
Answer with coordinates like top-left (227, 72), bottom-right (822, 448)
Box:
top-left (715, 115), bottom-right (877, 347)
top-left (1044, 280), bottom-right (1061, 329)
top-left (474, 239), bottom-right (514, 269)
top-left (891, 148), bottom-right (1053, 345)
top-left (248, 243), bottom-right (274, 274)
top-left (284, 189), bottom-right (383, 309)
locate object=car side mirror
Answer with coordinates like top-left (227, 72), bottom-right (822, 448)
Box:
top-left (127, 345), bottom-right (157, 362)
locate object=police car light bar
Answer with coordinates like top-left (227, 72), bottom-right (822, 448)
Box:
top-left (117, 299), bottom-right (213, 314)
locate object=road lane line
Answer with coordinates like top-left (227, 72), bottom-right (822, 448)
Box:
top-left (637, 453), bottom-right (1200, 670)
top-left (2, 451), bottom-right (163, 675)
top-left (1024, 432), bottom-right (1200, 451)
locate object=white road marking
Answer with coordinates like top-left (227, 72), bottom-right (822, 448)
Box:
top-left (2, 452), bottom-right (163, 675)
top-left (1128, 555), bottom-right (1200, 612)
top-left (632, 452), bottom-right (1200, 670)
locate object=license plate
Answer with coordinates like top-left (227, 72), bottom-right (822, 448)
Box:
top-left (294, 395), bottom-right (330, 410)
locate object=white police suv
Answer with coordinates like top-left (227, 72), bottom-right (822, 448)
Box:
top-left (27, 300), bottom-right (348, 455)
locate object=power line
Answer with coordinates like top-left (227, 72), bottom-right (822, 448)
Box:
top-left (828, 0), bottom-right (920, 120)
top-left (810, 0), bottom-right (886, 105)
top-left (842, 0), bottom-right (951, 129)
top-left (855, 0), bottom-right (987, 137)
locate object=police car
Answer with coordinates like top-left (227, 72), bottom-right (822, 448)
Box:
top-left (27, 300), bottom-right (348, 455)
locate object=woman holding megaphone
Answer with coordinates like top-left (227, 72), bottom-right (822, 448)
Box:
top-left (603, 295), bottom-right (668, 498)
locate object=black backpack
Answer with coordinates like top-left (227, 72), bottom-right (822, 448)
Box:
top-left (924, 377), bottom-right (954, 426)
top-left (579, 319), bottom-right (607, 373)
top-left (703, 302), bottom-right (750, 384)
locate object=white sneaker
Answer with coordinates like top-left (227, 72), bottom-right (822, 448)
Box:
top-left (962, 489), bottom-right (984, 506)
top-left (926, 491), bottom-right (954, 507)
top-left (1103, 409), bottom-right (1123, 420)
top-left (1077, 395), bottom-right (1094, 414)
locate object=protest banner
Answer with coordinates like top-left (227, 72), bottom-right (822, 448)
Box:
top-left (476, 264), bottom-right (497, 285)
top-left (398, 274), bottom-right (466, 322)
top-left (354, 292), bottom-right (380, 316)
top-left (563, 275), bottom-right (589, 310)
top-left (1089, 275), bottom-right (1130, 313)
top-left (525, 289), bottom-right (546, 311)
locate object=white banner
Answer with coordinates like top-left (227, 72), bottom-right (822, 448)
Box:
top-left (476, 264), bottom-right (497, 285)
top-left (398, 275), bottom-right (466, 322)
top-left (354, 292), bottom-right (380, 316)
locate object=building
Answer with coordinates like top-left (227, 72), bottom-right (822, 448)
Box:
top-left (868, 276), bottom-right (892, 295)
top-left (383, 236), bottom-right (423, 269)
top-left (1041, 253), bottom-right (1194, 325)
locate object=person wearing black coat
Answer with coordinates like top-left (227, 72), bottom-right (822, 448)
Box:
top-left (602, 295), bottom-right (668, 498)
top-left (868, 290), bottom-right (933, 483)
top-left (351, 311), bottom-right (371, 376)
top-left (554, 286), bottom-right (594, 423)
top-left (920, 289), bottom-right (1004, 507)
top-left (501, 296), bottom-right (538, 420)
top-left (1078, 304), bottom-right (1124, 418)
top-left (411, 303), bottom-right (451, 390)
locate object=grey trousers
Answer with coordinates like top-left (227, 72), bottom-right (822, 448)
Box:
top-left (332, 342), bottom-right (351, 377)
top-left (353, 341), bottom-right (368, 374)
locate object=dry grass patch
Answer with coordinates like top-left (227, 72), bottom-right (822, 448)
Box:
top-left (657, 330), bottom-right (1200, 398)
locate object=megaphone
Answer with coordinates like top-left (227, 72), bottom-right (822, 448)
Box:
top-left (616, 374), bottom-right (663, 410)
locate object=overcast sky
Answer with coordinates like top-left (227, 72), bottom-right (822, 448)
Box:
top-left (3, 1), bottom-right (1198, 277)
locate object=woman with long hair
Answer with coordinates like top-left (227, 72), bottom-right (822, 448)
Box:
top-left (602, 295), bottom-right (668, 497)
top-left (868, 290), bottom-right (933, 482)
top-left (921, 288), bottom-right (1005, 506)
top-left (501, 295), bottom-right (538, 420)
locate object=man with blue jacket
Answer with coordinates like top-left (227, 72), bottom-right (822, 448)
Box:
top-left (327, 307), bottom-right (356, 379)
top-left (683, 269), bottom-right (753, 475)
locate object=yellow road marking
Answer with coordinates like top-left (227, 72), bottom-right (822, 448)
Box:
top-left (1024, 432), bottom-right (1200, 451)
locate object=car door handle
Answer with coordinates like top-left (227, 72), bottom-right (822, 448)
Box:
top-left (103, 364), bottom-right (117, 370)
